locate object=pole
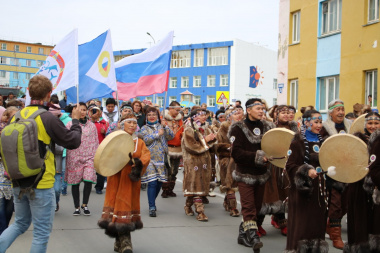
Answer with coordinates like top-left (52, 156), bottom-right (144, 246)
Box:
top-left (163, 91), bottom-right (168, 118)
top-left (116, 91), bottom-right (120, 120)
top-left (76, 84), bottom-right (79, 104)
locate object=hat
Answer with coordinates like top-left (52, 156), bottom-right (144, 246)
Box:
top-left (353, 103), bottom-right (364, 113)
top-left (372, 108), bottom-right (379, 113)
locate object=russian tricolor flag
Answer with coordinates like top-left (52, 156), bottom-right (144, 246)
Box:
top-left (115, 31), bottom-right (174, 100)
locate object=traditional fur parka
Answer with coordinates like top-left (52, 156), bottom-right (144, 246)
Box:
top-left (228, 118), bottom-right (274, 185)
top-left (164, 110), bottom-right (184, 159)
top-left (182, 121), bottom-right (217, 196)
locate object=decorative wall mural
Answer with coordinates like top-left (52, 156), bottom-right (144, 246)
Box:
top-left (249, 66), bottom-right (264, 88)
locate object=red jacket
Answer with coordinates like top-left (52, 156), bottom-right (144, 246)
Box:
top-left (93, 119), bottom-right (109, 144)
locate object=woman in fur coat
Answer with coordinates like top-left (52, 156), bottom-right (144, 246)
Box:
top-left (345, 112), bottom-right (380, 252)
top-left (216, 107), bottom-right (243, 217)
top-left (182, 108), bottom-right (217, 222)
top-left (98, 113), bottom-right (150, 253)
top-left (285, 109), bottom-right (329, 252)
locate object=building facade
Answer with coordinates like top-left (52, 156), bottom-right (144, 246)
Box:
top-left (114, 39), bottom-right (277, 112)
top-left (0, 40), bottom-right (53, 94)
top-left (278, 0), bottom-right (380, 117)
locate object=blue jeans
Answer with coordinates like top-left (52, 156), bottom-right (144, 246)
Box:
top-left (0, 197), bottom-right (14, 235)
top-left (61, 157), bottom-right (67, 194)
top-left (147, 180), bottom-right (163, 210)
top-left (0, 187), bottom-right (55, 253)
top-left (53, 173), bottom-right (62, 204)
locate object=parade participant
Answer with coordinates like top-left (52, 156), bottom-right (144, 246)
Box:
top-left (0, 107), bottom-right (20, 235)
top-left (183, 107), bottom-right (190, 121)
top-left (230, 98), bottom-right (274, 252)
top-left (285, 109), bottom-right (328, 252)
top-left (161, 101), bottom-right (184, 198)
top-left (0, 75), bottom-right (82, 253)
top-left (60, 108), bottom-right (72, 196)
top-left (132, 100), bottom-right (146, 128)
top-left (102, 98), bottom-right (118, 124)
top-left (106, 104), bottom-right (139, 135)
top-left (320, 99), bottom-right (351, 250)
top-left (366, 126), bottom-right (380, 252)
top-left (98, 113), bottom-right (150, 253)
top-left (140, 107), bottom-right (174, 217)
top-left (66, 102), bottom-right (99, 216)
top-left (288, 105), bottom-right (296, 122)
top-left (344, 112), bottom-right (380, 252)
top-left (258, 105), bottom-right (297, 237)
top-left (182, 108), bottom-right (216, 222)
top-left (212, 109), bottom-right (226, 132)
top-left (88, 104), bottom-right (109, 194)
top-left (217, 107), bottom-right (243, 217)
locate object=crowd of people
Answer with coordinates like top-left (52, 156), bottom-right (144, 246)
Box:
top-left (0, 75), bottom-right (379, 253)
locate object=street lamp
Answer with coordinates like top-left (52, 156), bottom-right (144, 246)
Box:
top-left (146, 32), bottom-right (155, 44)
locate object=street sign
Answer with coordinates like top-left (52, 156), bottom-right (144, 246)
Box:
top-left (216, 91), bottom-right (229, 105)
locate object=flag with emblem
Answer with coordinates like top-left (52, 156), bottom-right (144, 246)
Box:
top-left (66, 30), bottom-right (116, 103)
top-left (115, 31), bottom-right (174, 100)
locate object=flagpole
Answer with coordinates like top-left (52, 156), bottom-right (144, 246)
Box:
top-left (116, 91), bottom-right (120, 120)
top-left (163, 91), bottom-right (168, 118)
top-left (76, 84), bottom-right (79, 104)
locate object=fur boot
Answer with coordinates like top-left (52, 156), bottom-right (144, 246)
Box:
top-left (227, 193), bottom-right (240, 217)
top-left (114, 236), bottom-right (120, 252)
top-left (168, 181), bottom-right (177, 197)
top-left (119, 232), bottom-right (133, 253)
top-left (297, 239), bottom-right (329, 253)
top-left (184, 196), bottom-right (194, 216)
top-left (194, 197), bottom-right (208, 221)
top-left (161, 182), bottom-right (169, 198)
top-left (223, 195), bottom-right (229, 211)
top-left (237, 222), bottom-right (253, 247)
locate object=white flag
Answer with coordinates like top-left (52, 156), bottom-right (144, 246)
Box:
top-left (35, 29), bottom-right (78, 94)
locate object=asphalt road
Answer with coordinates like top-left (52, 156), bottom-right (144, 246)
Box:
top-left (6, 170), bottom-right (346, 253)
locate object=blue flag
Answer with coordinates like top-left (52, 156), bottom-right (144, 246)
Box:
top-left (67, 30), bottom-right (116, 103)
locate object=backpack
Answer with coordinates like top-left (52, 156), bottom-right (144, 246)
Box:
top-left (0, 109), bottom-right (48, 180)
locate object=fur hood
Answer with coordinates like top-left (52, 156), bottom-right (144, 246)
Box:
top-left (368, 129), bottom-right (380, 152)
top-left (288, 121), bottom-right (299, 133)
top-left (227, 119), bottom-right (275, 144)
top-left (212, 118), bottom-right (221, 129)
top-left (322, 117), bottom-right (352, 136)
top-left (164, 110), bottom-right (183, 121)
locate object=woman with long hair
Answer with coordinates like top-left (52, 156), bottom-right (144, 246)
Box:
top-left (131, 100), bottom-right (146, 128)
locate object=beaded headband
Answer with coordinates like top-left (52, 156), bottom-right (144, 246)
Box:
top-left (169, 106), bottom-right (181, 109)
top-left (246, 102), bottom-right (262, 109)
top-left (328, 104), bottom-right (344, 110)
top-left (217, 113), bottom-right (226, 119)
top-left (366, 117), bottom-right (380, 122)
top-left (226, 110), bottom-right (237, 120)
top-left (305, 116), bottom-right (322, 121)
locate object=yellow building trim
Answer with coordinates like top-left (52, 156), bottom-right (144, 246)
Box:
top-left (0, 51), bottom-right (48, 61)
top-left (0, 65), bottom-right (38, 73)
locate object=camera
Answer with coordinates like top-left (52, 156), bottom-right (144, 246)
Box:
top-left (91, 108), bottom-right (98, 114)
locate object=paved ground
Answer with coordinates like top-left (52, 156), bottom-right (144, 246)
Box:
top-left (6, 170), bottom-right (346, 253)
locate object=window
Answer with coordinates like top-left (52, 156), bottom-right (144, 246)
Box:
top-left (169, 77), bottom-right (177, 88)
top-left (207, 95), bottom-right (216, 107)
top-left (170, 50), bottom-right (191, 68)
top-left (37, 60), bottom-right (43, 67)
top-left (207, 75), bottom-right (216, 87)
top-left (0, 57), bottom-right (6, 64)
top-left (11, 58), bottom-right (19, 66)
top-left (220, 74), bottom-right (229, 87)
top-left (145, 97), bottom-right (153, 103)
top-left (25, 73), bottom-right (31, 80)
top-left (194, 95), bottom-right (201, 106)
top-left (321, 0), bottom-right (342, 35)
top-left (26, 46), bottom-right (32, 53)
top-left (157, 97), bottom-right (164, 108)
top-left (207, 47), bottom-right (228, 66)
top-left (273, 78), bottom-right (278, 90)
top-left (290, 79), bottom-right (299, 109)
top-left (1, 43), bottom-right (6, 50)
top-left (169, 96), bottom-right (177, 104)
top-left (13, 72), bottom-right (19, 79)
top-left (194, 49), bottom-right (204, 67)
top-left (365, 70), bottom-right (378, 108)
top-left (38, 48), bottom-right (44, 54)
top-left (319, 76), bottom-right (340, 111)
top-left (26, 60), bottom-right (32, 67)
top-left (193, 76), bottom-right (201, 87)
top-left (181, 76), bottom-right (189, 88)
top-left (0, 71), bottom-right (5, 78)
top-left (368, 0), bottom-right (380, 23)
top-left (14, 45), bottom-right (19, 52)
top-left (292, 11), bottom-right (301, 43)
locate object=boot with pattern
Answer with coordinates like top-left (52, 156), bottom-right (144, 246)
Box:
top-left (184, 196), bottom-right (194, 216)
top-left (227, 193), bottom-right (240, 217)
top-left (119, 232), bottom-right (133, 253)
top-left (194, 197), bottom-right (208, 221)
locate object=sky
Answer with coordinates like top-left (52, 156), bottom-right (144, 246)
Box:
top-left (1, 0), bottom-right (280, 51)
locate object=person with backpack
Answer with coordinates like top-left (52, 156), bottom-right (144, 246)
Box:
top-left (0, 75), bottom-right (82, 253)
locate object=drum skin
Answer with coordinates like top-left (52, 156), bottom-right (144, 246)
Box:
top-left (349, 113), bottom-right (367, 134)
top-left (319, 134), bottom-right (368, 183)
top-left (94, 130), bottom-right (134, 177)
top-left (262, 128), bottom-right (295, 168)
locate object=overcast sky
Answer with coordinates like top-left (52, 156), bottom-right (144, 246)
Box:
top-left (1, 0), bottom-right (279, 51)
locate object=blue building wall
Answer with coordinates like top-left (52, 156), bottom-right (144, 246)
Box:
top-left (114, 41), bottom-right (233, 113)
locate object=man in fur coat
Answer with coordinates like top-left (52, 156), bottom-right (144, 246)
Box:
top-left (229, 98), bottom-right (274, 252)
top-left (161, 101), bottom-right (184, 198)
top-left (320, 99), bottom-right (352, 250)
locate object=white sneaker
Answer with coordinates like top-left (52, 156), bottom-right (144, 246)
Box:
top-left (208, 189), bottom-right (216, 197)
top-left (104, 182), bottom-right (107, 189)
